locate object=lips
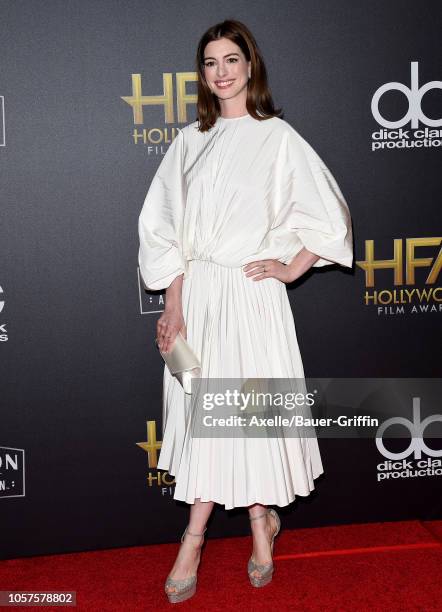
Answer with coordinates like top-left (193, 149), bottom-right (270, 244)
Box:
top-left (215, 79), bottom-right (235, 89)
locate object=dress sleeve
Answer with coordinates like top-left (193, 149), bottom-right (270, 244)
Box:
top-left (277, 126), bottom-right (353, 268)
top-left (138, 129), bottom-right (187, 290)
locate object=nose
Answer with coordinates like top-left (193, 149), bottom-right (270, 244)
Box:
top-left (216, 63), bottom-right (228, 79)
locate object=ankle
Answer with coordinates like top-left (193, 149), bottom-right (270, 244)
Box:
top-left (181, 525), bottom-right (206, 549)
top-left (250, 513), bottom-right (269, 530)
top-left (185, 525), bottom-right (207, 537)
top-left (181, 536), bottom-right (204, 551)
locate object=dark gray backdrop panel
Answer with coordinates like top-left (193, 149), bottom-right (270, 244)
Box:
top-left (1, 0), bottom-right (440, 559)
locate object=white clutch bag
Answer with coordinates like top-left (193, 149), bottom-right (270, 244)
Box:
top-left (157, 332), bottom-right (201, 394)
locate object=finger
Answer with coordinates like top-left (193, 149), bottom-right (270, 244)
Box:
top-left (163, 331), bottom-right (177, 353)
top-left (162, 325), bottom-right (178, 351)
top-left (157, 320), bottom-right (167, 335)
top-left (247, 265), bottom-right (272, 278)
top-left (156, 332), bottom-right (164, 351)
top-left (252, 272), bottom-right (269, 282)
top-left (158, 328), bottom-right (169, 352)
top-left (243, 261), bottom-right (263, 273)
top-left (244, 260), bottom-right (270, 275)
top-left (244, 265), bottom-right (266, 277)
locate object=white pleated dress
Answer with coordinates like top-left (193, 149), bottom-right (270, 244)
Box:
top-left (138, 112), bottom-right (353, 509)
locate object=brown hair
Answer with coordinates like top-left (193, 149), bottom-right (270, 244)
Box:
top-left (195, 19), bottom-right (283, 132)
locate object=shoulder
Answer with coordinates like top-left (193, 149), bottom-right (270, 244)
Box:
top-left (251, 116), bottom-right (308, 151)
top-left (177, 120), bottom-right (201, 140)
top-left (176, 116), bottom-right (307, 147)
top-left (166, 121), bottom-right (200, 154)
top-left (269, 118), bottom-right (322, 163)
top-left (267, 116), bottom-right (306, 143)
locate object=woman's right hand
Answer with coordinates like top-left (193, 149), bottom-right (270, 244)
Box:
top-left (156, 307), bottom-right (186, 353)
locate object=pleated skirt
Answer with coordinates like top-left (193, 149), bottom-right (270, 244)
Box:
top-left (156, 259), bottom-right (324, 509)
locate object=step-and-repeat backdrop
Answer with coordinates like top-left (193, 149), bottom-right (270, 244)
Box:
top-left (1, 2), bottom-right (441, 559)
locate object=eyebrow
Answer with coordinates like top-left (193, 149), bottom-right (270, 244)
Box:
top-left (203, 53), bottom-right (240, 61)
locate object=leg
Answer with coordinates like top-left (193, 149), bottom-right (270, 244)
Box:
top-left (165, 498), bottom-right (214, 595)
top-left (248, 503), bottom-right (279, 580)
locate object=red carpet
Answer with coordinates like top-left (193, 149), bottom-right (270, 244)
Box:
top-left (1, 520), bottom-right (441, 611)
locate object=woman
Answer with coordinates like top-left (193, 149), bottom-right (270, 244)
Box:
top-left (138, 19), bottom-right (353, 604)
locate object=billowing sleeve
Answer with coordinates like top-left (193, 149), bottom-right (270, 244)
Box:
top-left (276, 126), bottom-right (353, 268)
top-left (138, 129), bottom-right (186, 290)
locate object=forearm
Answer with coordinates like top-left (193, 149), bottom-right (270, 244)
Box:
top-left (164, 273), bottom-right (184, 311)
top-left (286, 248), bottom-right (320, 282)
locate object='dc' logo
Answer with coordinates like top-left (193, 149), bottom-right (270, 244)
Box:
top-left (371, 61), bottom-right (442, 129)
top-left (375, 397), bottom-right (442, 460)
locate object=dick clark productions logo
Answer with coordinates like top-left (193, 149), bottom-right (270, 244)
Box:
top-left (375, 397), bottom-right (442, 482)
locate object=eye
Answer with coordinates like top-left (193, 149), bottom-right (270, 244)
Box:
top-left (204, 61), bottom-right (214, 67)
top-left (227, 57), bottom-right (238, 63)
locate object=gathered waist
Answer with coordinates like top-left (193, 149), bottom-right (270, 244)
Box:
top-left (182, 258), bottom-right (286, 293)
top-left (186, 258), bottom-right (245, 270)
top-left (182, 258), bottom-right (250, 284)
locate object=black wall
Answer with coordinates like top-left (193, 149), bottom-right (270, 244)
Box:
top-left (1, 1), bottom-right (441, 559)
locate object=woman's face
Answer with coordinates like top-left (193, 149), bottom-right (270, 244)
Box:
top-left (203, 38), bottom-right (251, 102)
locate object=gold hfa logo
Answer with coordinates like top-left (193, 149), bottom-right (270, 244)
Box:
top-left (122, 72), bottom-right (197, 124)
top-left (137, 420), bottom-right (162, 468)
top-left (137, 420), bottom-right (175, 489)
top-left (356, 237), bottom-right (442, 312)
top-left (357, 237), bottom-right (442, 286)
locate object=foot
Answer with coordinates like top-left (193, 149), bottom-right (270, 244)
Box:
top-left (165, 531), bottom-right (205, 595)
top-left (249, 511), bottom-right (279, 580)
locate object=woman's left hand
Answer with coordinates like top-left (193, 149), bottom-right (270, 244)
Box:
top-left (243, 259), bottom-right (294, 284)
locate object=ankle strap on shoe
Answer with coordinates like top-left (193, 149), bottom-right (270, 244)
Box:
top-left (181, 526), bottom-right (207, 542)
top-left (249, 510), bottom-right (269, 521)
